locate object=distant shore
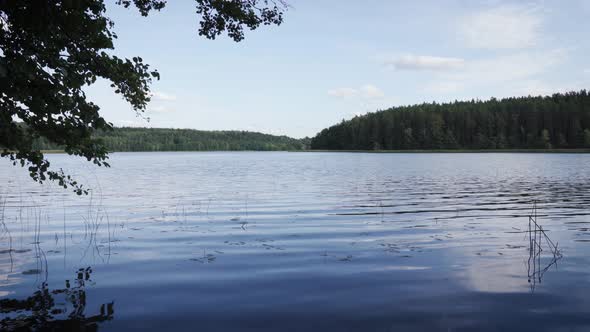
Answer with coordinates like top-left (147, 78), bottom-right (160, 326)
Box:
top-left (39, 149), bottom-right (590, 154)
top-left (298, 149), bottom-right (590, 153)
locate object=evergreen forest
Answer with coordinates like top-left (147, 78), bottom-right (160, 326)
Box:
top-left (311, 90), bottom-right (590, 150)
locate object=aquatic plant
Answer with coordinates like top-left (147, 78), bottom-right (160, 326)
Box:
top-left (527, 201), bottom-right (563, 291)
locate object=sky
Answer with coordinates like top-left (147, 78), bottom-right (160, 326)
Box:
top-left (88, 0), bottom-right (590, 138)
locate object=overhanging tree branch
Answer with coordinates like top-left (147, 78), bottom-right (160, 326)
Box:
top-left (0, 0), bottom-right (287, 194)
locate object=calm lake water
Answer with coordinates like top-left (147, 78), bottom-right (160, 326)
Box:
top-left (1, 152), bottom-right (590, 331)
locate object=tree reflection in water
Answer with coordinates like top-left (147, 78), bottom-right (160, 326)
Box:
top-left (0, 267), bottom-right (114, 331)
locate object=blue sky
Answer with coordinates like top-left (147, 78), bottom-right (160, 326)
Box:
top-left (88, 0), bottom-right (590, 138)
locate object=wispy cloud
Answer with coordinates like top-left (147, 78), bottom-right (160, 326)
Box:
top-left (328, 87), bottom-right (358, 98)
top-left (517, 79), bottom-right (590, 97)
top-left (458, 4), bottom-right (543, 49)
top-left (427, 81), bottom-right (465, 94)
top-left (360, 84), bottom-right (384, 98)
top-left (425, 49), bottom-right (568, 96)
top-left (383, 54), bottom-right (465, 71)
top-left (150, 105), bottom-right (175, 113)
top-left (328, 85), bottom-right (384, 99)
top-left (148, 91), bottom-right (177, 114)
top-left (151, 91), bottom-right (177, 101)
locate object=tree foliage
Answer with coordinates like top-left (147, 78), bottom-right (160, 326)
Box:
top-left (33, 127), bottom-right (309, 152)
top-left (0, 0), bottom-right (287, 194)
top-left (311, 91), bottom-right (590, 151)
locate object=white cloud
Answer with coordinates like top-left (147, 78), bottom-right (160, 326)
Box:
top-left (427, 81), bottom-right (465, 94)
top-left (151, 91), bottom-right (177, 101)
top-left (384, 55), bottom-right (465, 71)
top-left (459, 4), bottom-right (543, 49)
top-left (517, 80), bottom-right (558, 97)
top-left (150, 105), bottom-right (175, 113)
top-left (517, 79), bottom-right (590, 97)
top-left (327, 87), bottom-right (358, 98)
top-left (147, 92), bottom-right (176, 114)
top-left (425, 49), bottom-right (568, 96)
top-left (360, 84), bottom-right (385, 98)
top-left (464, 49), bottom-right (565, 82)
top-left (328, 85), bottom-right (384, 99)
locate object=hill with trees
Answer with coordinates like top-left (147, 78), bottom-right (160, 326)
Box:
top-left (33, 127), bottom-right (309, 152)
top-left (311, 90), bottom-right (590, 150)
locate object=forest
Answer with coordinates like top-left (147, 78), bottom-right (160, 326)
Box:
top-left (32, 127), bottom-right (309, 152)
top-left (28, 90), bottom-right (590, 153)
top-left (311, 90), bottom-right (590, 150)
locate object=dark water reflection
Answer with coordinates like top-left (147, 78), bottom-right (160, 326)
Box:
top-left (0, 267), bottom-right (114, 331)
top-left (1, 152), bottom-right (590, 331)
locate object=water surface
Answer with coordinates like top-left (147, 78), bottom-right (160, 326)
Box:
top-left (1, 152), bottom-right (590, 331)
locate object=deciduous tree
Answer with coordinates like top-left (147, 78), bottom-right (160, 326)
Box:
top-left (0, 0), bottom-right (287, 193)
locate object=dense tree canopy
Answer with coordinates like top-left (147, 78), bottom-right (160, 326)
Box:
top-left (311, 91), bottom-right (590, 151)
top-left (33, 127), bottom-right (309, 152)
top-left (0, 0), bottom-right (287, 193)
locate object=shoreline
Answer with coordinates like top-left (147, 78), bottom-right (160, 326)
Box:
top-left (37, 149), bottom-right (590, 154)
top-left (296, 148), bottom-right (590, 153)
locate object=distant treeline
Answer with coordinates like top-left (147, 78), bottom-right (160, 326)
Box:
top-left (33, 127), bottom-right (309, 152)
top-left (311, 90), bottom-right (590, 150)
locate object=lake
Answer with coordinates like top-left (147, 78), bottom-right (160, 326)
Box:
top-left (1, 152), bottom-right (590, 331)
